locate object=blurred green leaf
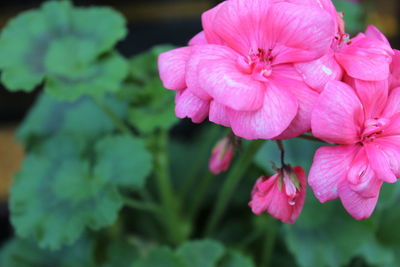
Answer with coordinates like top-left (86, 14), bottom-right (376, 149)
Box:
top-left (219, 250), bottom-right (255, 267)
top-left (17, 93), bottom-right (128, 145)
top-left (176, 240), bottom-right (225, 267)
top-left (333, 0), bottom-right (364, 33)
top-left (285, 201), bottom-right (393, 267)
top-left (0, 0), bottom-right (127, 99)
top-left (10, 154), bottom-right (123, 249)
top-left (255, 138), bottom-right (325, 173)
top-left (0, 237), bottom-right (95, 267)
top-left (45, 52), bottom-right (128, 100)
top-left (94, 135), bottom-right (153, 188)
top-left (102, 240), bottom-right (139, 267)
top-left (125, 45), bottom-right (178, 134)
top-left (133, 247), bottom-right (185, 267)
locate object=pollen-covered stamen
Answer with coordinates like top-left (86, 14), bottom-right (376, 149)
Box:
top-left (333, 33), bottom-right (351, 50)
top-left (361, 117), bottom-right (390, 143)
top-left (237, 48), bottom-right (274, 80)
top-left (280, 169), bottom-right (301, 206)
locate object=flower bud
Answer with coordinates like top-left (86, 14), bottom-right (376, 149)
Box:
top-left (209, 136), bottom-right (234, 175)
top-left (249, 166), bottom-right (306, 224)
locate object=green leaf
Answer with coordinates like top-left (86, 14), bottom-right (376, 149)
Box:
top-left (0, 237), bottom-right (95, 267)
top-left (45, 52), bottom-right (128, 100)
top-left (285, 201), bottom-right (392, 267)
top-left (218, 250), bottom-right (255, 267)
top-left (255, 138), bottom-right (325, 173)
top-left (128, 79), bottom-right (178, 134)
top-left (10, 154), bottom-right (123, 249)
top-left (102, 240), bottom-right (139, 267)
top-left (133, 247), bottom-right (185, 267)
top-left (129, 45), bottom-right (174, 83)
top-left (17, 93), bottom-right (128, 145)
top-left (94, 135), bottom-right (153, 188)
top-left (0, 0), bottom-right (127, 99)
top-left (176, 240), bottom-right (225, 267)
top-left (124, 45), bottom-right (178, 134)
top-left (332, 0), bottom-right (364, 33)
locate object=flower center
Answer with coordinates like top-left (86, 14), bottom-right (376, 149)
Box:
top-left (332, 33), bottom-right (351, 51)
top-left (361, 118), bottom-right (389, 143)
top-left (236, 48), bottom-right (273, 82)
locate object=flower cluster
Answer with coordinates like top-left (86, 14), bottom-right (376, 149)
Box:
top-left (158, 0), bottom-right (399, 223)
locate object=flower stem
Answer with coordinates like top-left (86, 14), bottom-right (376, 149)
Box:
top-left (124, 198), bottom-right (160, 214)
top-left (154, 130), bottom-right (188, 245)
top-left (260, 217), bottom-right (279, 267)
top-left (204, 139), bottom-right (265, 236)
top-left (94, 97), bottom-right (131, 135)
top-left (178, 125), bottom-right (223, 200)
top-left (187, 170), bottom-right (214, 221)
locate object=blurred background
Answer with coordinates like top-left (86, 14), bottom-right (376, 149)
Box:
top-left (0, 0), bottom-right (399, 250)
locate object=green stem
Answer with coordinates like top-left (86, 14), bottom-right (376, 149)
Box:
top-left (124, 198), bottom-right (160, 214)
top-left (94, 97), bottom-right (131, 135)
top-left (204, 139), bottom-right (265, 236)
top-left (154, 130), bottom-right (187, 245)
top-left (260, 217), bottom-right (279, 267)
top-left (178, 125), bottom-right (223, 199)
top-left (188, 170), bottom-right (215, 221)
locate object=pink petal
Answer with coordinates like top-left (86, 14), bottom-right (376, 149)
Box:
top-left (309, 145), bottom-right (359, 202)
top-left (295, 53), bottom-right (343, 92)
top-left (158, 47), bottom-right (191, 90)
top-left (374, 136), bottom-right (400, 177)
top-left (267, 2), bottom-right (335, 64)
top-left (338, 179), bottom-right (381, 220)
top-left (228, 81), bottom-right (298, 140)
top-left (188, 31), bottom-right (208, 46)
top-left (209, 101), bottom-right (230, 127)
top-left (212, 0), bottom-right (272, 55)
top-left (312, 81), bottom-right (364, 144)
top-left (196, 45), bottom-right (265, 111)
top-left (365, 25), bottom-right (391, 47)
top-left (350, 78), bottom-right (389, 119)
top-left (347, 148), bottom-right (382, 198)
top-left (365, 143), bottom-right (397, 183)
top-left (271, 65), bottom-right (319, 139)
top-left (201, 2), bottom-right (225, 45)
top-left (175, 89), bottom-right (209, 123)
top-left (390, 50), bottom-right (400, 89)
top-left (336, 34), bottom-right (393, 81)
top-left (249, 175), bottom-right (278, 215)
top-left (384, 87), bottom-right (400, 118)
top-left (186, 45), bottom-right (213, 101)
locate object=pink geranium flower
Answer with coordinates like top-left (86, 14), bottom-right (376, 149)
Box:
top-left (249, 166), bottom-right (306, 224)
top-left (296, 12), bottom-right (393, 92)
top-left (159, 0), bottom-right (335, 140)
top-left (209, 136), bottom-right (235, 175)
top-left (309, 80), bottom-right (400, 219)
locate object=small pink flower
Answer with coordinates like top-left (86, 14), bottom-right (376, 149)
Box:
top-left (209, 136), bottom-right (235, 174)
top-left (309, 79), bottom-right (400, 220)
top-left (159, 0), bottom-right (336, 140)
top-left (249, 166), bottom-right (306, 224)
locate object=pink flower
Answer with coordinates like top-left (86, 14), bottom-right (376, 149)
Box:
top-left (159, 0), bottom-right (335, 140)
top-left (209, 136), bottom-right (235, 175)
top-left (249, 166), bottom-right (306, 224)
top-left (309, 79), bottom-right (400, 219)
top-left (296, 21), bottom-right (393, 92)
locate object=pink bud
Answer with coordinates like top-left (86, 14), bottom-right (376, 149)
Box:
top-left (209, 136), bottom-right (234, 175)
top-left (249, 166), bottom-right (306, 224)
